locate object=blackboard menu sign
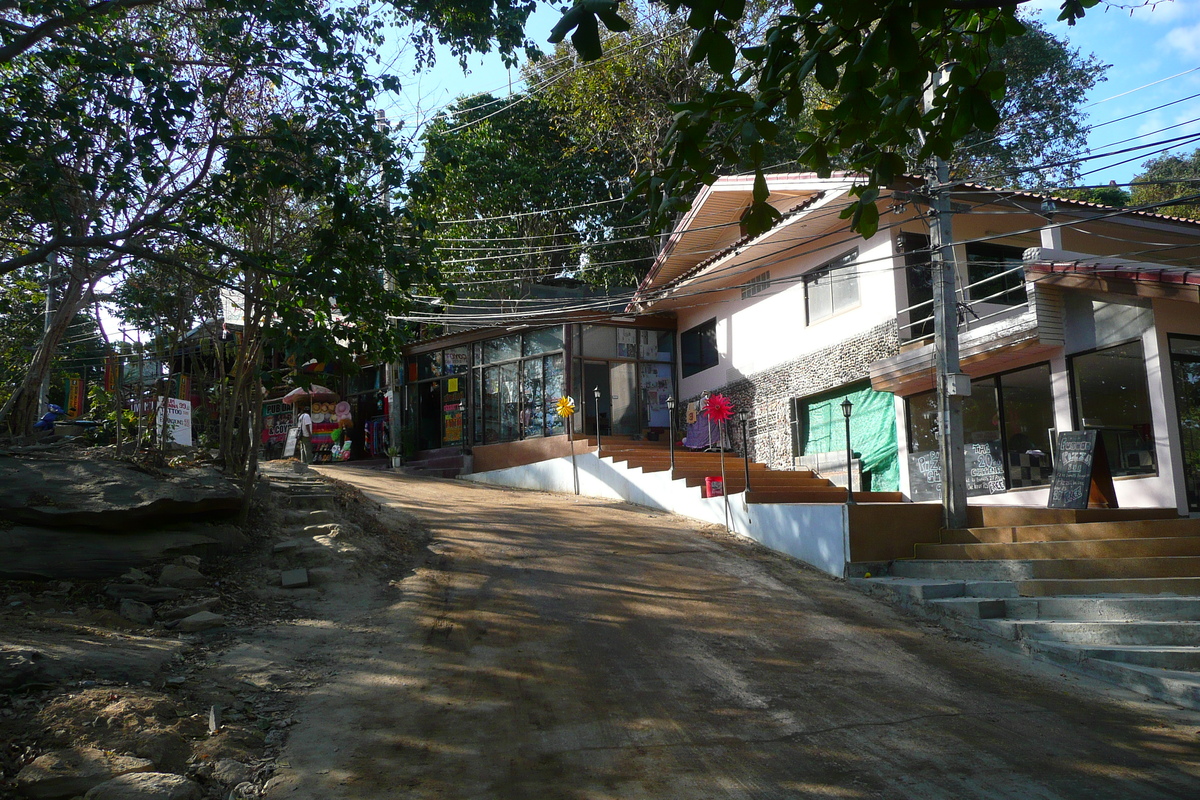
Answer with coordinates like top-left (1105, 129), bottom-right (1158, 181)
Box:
top-left (1047, 430), bottom-right (1117, 509)
top-left (908, 441), bottom-right (1008, 502)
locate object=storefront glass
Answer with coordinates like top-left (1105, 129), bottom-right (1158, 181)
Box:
top-left (1072, 340), bottom-right (1156, 476)
top-left (906, 362), bottom-right (1055, 496)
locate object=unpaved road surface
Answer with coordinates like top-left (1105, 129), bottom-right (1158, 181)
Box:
top-left (264, 466), bottom-right (1200, 799)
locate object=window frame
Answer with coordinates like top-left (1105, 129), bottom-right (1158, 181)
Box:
top-left (680, 318), bottom-right (719, 378)
top-left (804, 250), bottom-right (859, 325)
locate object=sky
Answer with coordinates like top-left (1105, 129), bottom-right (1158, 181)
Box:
top-left (385, 0), bottom-right (1200, 191)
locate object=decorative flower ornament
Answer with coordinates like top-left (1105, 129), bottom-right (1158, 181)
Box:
top-left (555, 396), bottom-right (577, 418)
top-left (705, 393), bottom-right (734, 423)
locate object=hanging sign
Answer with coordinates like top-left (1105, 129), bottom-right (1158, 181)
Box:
top-left (177, 374), bottom-right (191, 400)
top-left (104, 356), bottom-right (119, 393)
top-left (1047, 430), bottom-right (1117, 509)
top-left (65, 376), bottom-right (85, 419)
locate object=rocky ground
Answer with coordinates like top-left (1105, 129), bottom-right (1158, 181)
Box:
top-left (0, 459), bottom-right (427, 800)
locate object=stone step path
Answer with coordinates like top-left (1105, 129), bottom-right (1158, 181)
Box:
top-left (261, 467), bottom-right (354, 588)
top-left (852, 574), bottom-right (1200, 710)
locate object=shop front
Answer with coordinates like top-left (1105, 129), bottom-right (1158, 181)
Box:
top-left (402, 321), bottom-right (676, 459)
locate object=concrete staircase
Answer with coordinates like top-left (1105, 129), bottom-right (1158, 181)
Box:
top-left (590, 437), bottom-right (903, 503)
top-left (851, 506), bottom-right (1200, 709)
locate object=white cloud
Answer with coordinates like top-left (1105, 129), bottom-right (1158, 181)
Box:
top-left (1165, 21), bottom-right (1200, 58)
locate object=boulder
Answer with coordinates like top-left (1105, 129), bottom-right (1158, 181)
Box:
top-left (0, 457), bottom-right (242, 530)
top-left (0, 528), bottom-right (220, 582)
top-left (174, 611), bottom-right (224, 632)
top-left (0, 647), bottom-right (62, 691)
top-left (156, 598), bottom-right (220, 622)
top-left (15, 748), bottom-right (152, 799)
top-left (280, 568), bottom-right (309, 589)
top-left (82, 772), bottom-right (201, 800)
top-left (211, 760), bottom-right (253, 787)
top-left (157, 565), bottom-right (206, 589)
top-left (105, 585), bottom-right (185, 604)
top-left (118, 599), bottom-right (155, 626)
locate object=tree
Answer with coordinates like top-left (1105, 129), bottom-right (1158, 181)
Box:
top-left (549, 0), bottom-right (1107, 236)
top-left (951, 17), bottom-right (1107, 188)
top-left (1131, 149), bottom-right (1200, 220)
top-left (412, 93), bottom-right (652, 290)
top-left (0, 0), bottom-right (540, 434)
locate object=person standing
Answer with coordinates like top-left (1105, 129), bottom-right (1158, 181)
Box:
top-left (297, 407), bottom-right (314, 464)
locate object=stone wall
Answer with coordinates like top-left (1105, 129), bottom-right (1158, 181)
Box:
top-left (682, 321), bottom-right (900, 469)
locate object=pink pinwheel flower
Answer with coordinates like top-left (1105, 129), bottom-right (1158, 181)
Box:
top-left (704, 393), bottom-right (734, 423)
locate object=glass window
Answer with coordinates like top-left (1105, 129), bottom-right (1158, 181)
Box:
top-left (483, 335), bottom-right (521, 364)
top-left (472, 367), bottom-right (482, 446)
top-left (681, 318), bottom-right (718, 378)
top-left (742, 272), bottom-right (770, 300)
top-left (545, 354), bottom-right (565, 436)
top-left (1072, 341), bottom-right (1156, 476)
top-left (999, 364), bottom-right (1055, 488)
top-left (499, 362), bottom-right (520, 442)
top-left (966, 242), bottom-right (1026, 306)
top-left (416, 351), bottom-right (441, 381)
top-left (640, 329), bottom-right (674, 362)
top-left (805, 250), bottom-right (858, 324)
top-left (444, 347), bottom-right (469, 375)
top-left (483, 366), bottom-right (501, 444)
top-left (523, 327), bottom-right (563, 356)
top-left (581, 325), bottom-right (617, 359)
top-left (521, 358), bottom-right (545, 439)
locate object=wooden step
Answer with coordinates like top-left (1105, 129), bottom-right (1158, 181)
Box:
top-left (916, 536), bottom-right (1200, 562)
top-left (968, 506), bottom-right (1180, 527)
top-left (941, 518), bottom-right (1200, 546)
top-left (746, 489), bottom-right (904, 504)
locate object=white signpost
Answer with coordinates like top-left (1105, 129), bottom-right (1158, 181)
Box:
top-left (155, 397), bottom-right (193, 446)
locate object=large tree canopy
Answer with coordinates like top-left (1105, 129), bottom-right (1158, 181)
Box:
top-left (1131, 148), bottom-right (1200, 220)
top-left (549, 0), bottom-right (1105, 236)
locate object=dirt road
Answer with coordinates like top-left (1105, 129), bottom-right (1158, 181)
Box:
top-left (262, 467), bottom-right (1200, 799)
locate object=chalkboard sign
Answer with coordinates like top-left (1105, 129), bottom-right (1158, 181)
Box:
top-left (1047, 430), bottom-right (1117, 509)
top-left (908, 441), bottom-right (1009, 502)
top-left (283, 427), bottom-right (299, 459)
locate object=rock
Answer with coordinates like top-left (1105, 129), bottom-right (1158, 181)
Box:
top-left (0, 528), bottom-right (221, 582)
top-left (0, 458), bottom-right (242, 530)
top-left (15, 748), bottom-right (153, 799)
top-left (156, 598), bottom-right (220, 622)
top-left (271, 540), bottom-right (302, 554)
top-left (157, 565), bottom-right (206, 589)
top-left (279, 569), bottom-right (308, 589)
top-left (118, 599), bottom-right (154, 626)
top-left (121, 569), bottom-right (152, 584)
top-left (104, 585), bottom-right (185, 604)
top-left (82, 772), bottom-right (201, 800)
top-left (131, 732), bottom-right (190, 773)
top-left (211, 761), bottom-right (252, 787)
top-left (228, 781), bottom-right (258, 800)
top-left (301, 523), bottom-right (339, 537)
top-left (281, 508), bottom-right (334, 525)
top-left (172, 555), bottom-right (201, 570)
top-left (0, 646), bottom-right (60, 691)
top-left (174, 611), bottom-right (224, 632)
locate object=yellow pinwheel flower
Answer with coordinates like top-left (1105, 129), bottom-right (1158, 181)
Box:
top-left (555, 395), bottom-right (576, 418)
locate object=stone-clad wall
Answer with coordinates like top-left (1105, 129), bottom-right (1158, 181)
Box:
top-left (682, 321), bottom-right (900, 469)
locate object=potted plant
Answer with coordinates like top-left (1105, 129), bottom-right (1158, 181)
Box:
top-left (385, 445), bottom-right (402, 469)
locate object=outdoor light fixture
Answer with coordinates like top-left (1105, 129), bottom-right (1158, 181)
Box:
top-left (841, 399), bottom-right (854, 504)
top-left (666, 396), bottom-right (676, 472)
top-left (737, 410), bottom-right (751, 494)
top-left (593, 386), bottom-right (602, 454)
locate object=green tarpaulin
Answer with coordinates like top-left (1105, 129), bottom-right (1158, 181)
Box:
top-left (799, 383), bottom-right (899, 492)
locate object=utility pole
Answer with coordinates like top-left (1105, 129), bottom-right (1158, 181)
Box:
top-left (377, 110), bottom-right (403, 460)
top-left (38, 252), bottom-right (55, 417)
top-left (926, 67), bottom-right (969, 530)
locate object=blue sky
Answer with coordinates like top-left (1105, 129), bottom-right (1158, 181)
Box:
top-left (388, 0), bottom-right (1200, 190)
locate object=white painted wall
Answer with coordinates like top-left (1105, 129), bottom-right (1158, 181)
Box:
top-left (463, 453), bottom-right (850, 577)
top-left (676, 228), bottom-right (900, 399)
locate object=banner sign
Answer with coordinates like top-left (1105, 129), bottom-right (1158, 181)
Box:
top-left (155, 397), bottom-right (193, 446)
top-left (177, 374), bottom-right (191, 400)
top-left (65, 376), bottom-right (85, 419)
top-left (104, 356), bottom-right (119, 393)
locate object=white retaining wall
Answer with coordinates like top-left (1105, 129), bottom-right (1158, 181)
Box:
top-left (462, 452), bottom-right (850, 577)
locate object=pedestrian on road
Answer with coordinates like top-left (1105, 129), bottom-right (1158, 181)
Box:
top-left (297, 407), bottom-right (314, 464)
